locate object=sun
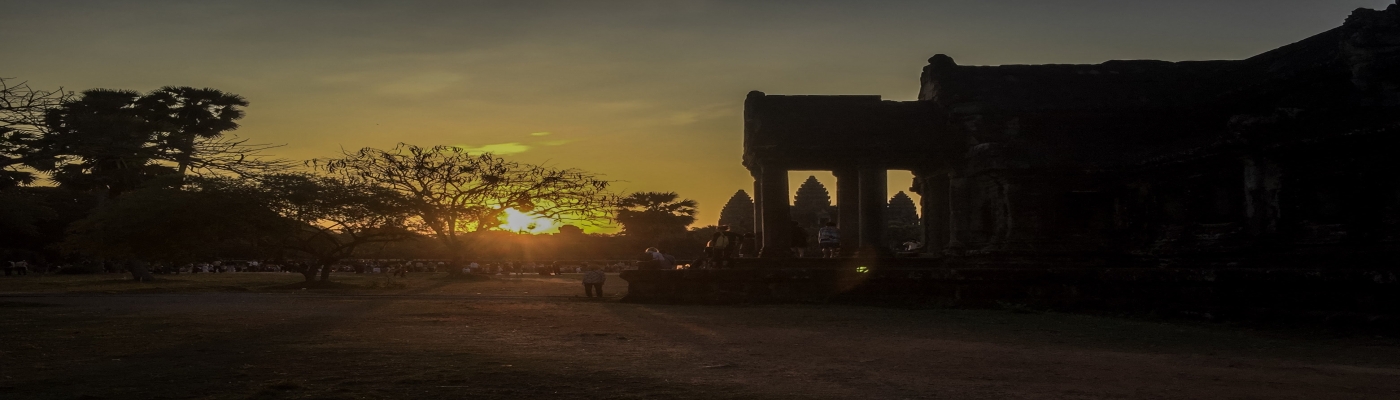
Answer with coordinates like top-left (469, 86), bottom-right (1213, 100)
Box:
top-left (499, 208), bottom-right (556, 234)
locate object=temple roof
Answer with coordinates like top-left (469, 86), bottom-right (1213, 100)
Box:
top-left (742, 3), bottom-right (1400, 174)
top-left (917, 26), bottom-right (1347, 114)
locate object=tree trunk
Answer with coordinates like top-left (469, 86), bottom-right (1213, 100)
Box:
top-left (442, 235), bottom-right (465, 276)
top-left (300, 264), bottom-right (317, 282)
top-left (176, 134), bottom-right (196, 180)
top-left (318, 263), bottom-right (333, 281)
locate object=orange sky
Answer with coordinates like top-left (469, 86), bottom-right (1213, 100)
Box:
top-left (3, 0), bottom-right (1390, 232)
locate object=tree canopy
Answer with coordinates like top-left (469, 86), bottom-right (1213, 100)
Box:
top-left (257, 173), bottom-right (418, 281)
top-left (26, 86), bottom-right (283, 199)
top-left (316, 143), bottom-right (615, 263)
top-left (61, 177), bottom-right (278, 267)
top-left (615, 191), bottom-right (698, 238)
top-left (0, 77), bottom-right (70, 189)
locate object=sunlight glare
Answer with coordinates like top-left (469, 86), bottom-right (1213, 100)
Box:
top-left (500, 208), bottom-right (556, 234)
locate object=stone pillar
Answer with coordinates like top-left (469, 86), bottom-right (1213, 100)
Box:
top-left (945, 170), bottom-right (967, 255)
top-left (1243, 156), bottom-right (1282, 238)
top-left (757, 164), bottom-right (791, 258)
top-left (912, 169), bottom-right (950, 255)
top-left (751, 171), bottom-right (764, 236)
top-left (857, 166), bottom-right (888, 256)
top-left (834, 168), bottom-right (861, 256)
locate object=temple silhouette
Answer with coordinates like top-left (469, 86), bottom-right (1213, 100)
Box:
top-left (623, 3), bottom-right (1400, 319)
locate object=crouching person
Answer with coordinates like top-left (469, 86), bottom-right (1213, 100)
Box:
top-left (582, 265), bottom-right (606, 298)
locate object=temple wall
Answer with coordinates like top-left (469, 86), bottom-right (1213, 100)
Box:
top-left (693, 2), bottom-right (1400, 321)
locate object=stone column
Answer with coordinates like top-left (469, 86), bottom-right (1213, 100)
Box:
top-left (1243, 156), bottom-right (1282, 237)
top-left (757, 164), bottom-right (791, 258)
top-left (857, 166), bottom-right (888, 256)
top-left (912, 169), bottom-right (950, 255)
top-left (945, 170), bottom-right (967, 255)
top-left (834, 168), bottom-right (861, 256)
top-left (751, 171), bottom-right (764, 236)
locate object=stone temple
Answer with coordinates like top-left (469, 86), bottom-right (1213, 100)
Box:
top-left (624, 3), bottom-right (1400, 319)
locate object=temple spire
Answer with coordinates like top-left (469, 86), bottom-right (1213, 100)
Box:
top-left (717, 190), bottom-right (755, 233)
top-left (793, 176), bottom-right (832, 211)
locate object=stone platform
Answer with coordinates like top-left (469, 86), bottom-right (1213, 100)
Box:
top-left (620, 258), bottom-right (1400, 325)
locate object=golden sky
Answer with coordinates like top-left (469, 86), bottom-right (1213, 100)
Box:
top-left (3, 0), bottom-right (1389, 232)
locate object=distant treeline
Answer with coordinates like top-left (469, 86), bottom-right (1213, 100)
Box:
top-left (0, 79), bottom-right (709, 281)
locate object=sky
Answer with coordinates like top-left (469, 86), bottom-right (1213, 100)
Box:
top-left (2, 0), bottom-right (1392, 232)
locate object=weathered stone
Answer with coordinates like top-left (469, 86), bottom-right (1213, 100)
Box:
top-left (667, 4), bottom-right (1400, 321)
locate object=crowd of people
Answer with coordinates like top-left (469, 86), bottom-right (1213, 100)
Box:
top-left (5, 223), bottom-right (902, 298)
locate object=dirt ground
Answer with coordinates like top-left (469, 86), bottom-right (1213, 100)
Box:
top-left (2, 273), bottom-right (1399, 399)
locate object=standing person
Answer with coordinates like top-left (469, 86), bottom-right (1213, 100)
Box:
top-left (706, 225), bottom-right (741, 267)
top-left (582, 265), bottom-right (606, 298)
top-left (790, 221), bottom-right (809, 258)
top-left (818, 221), bottom-right (841, 258)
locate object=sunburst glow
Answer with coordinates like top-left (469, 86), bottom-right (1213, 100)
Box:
top-left (499, 208), bottom-right (556, 234)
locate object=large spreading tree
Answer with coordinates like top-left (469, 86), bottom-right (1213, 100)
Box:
top-left (257, 173), bottom-right (418, 282)
top-left (62, 173), bottom-right (419, 282)
top-left (316, 143), bottom-right (615, 268)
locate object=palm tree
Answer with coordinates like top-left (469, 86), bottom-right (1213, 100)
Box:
top-left (137, 87), bottom-right (250, 177)
top-left (614, 192), bottom-right (698, 238)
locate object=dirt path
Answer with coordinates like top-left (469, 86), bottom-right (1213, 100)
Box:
top-left (2, 286), bottom-right (1399, 399)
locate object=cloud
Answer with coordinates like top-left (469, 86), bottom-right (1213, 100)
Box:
top-left (530, 131), bottom-right (552, 136)
top-left (540, 139), bottom-right (574, 146)
top-left (454, 142), bottom-right (531, 155)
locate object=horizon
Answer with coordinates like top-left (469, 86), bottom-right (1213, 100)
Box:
top-left (3, 0), bottom-right (1391, 232)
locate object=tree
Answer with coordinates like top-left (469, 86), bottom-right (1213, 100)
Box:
top-left (61, 173), bottom-right (417, 282)
top-left (0, 78), bottom-right (65, 254)
top-left (35, 89), bottom-right (169, 199)
top-left (0, 187), bottom-right (97, 265)
top-left (61, 177), bottom-right (280, 280)
top-left (717, 190), bottom-right (755, 233)
top-left (139, 87), bottom-right (248, 175)
top-left (0, 77), bottom-right (71, 189)
top-left (138, 87), bottom-right (286, 178)
top-left (615, 192), bottom-right (698, 239)
top-left (316, 143), bottom-right (615, 268)
top-left (257, 173), bottom-right (418, 282)
top-left (31, 87), bottom-right (284, 200)
top-left (0, 190), bottom-right (57, 251)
